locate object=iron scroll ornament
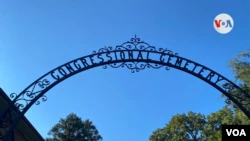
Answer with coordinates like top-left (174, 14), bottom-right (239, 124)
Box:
top-left (1, 35), bottom-right (250, 140)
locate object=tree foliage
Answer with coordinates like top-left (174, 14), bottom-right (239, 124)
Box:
top-left (229, 48), bottom-right (250, 85)
top-left (45, 113), bottom-right (102, 141)
top-left (149, 106), bottom-right (249, 141)
top-left (150, 49), bottom-right (250, 141)
top-left (150, 111), bottom-right (206, 141)
top-left (202, 106), bottom-right (234, 141)
top-left (227, 49), bottom-right (250, 110)
top-left (226, 49), bottom-right (250, 120)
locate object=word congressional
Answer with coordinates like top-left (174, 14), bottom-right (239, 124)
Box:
top-left (49, 50), bottom-right (225, 85)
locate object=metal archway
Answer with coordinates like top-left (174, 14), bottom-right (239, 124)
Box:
top-left (1, 36), bottom-right (250, 141)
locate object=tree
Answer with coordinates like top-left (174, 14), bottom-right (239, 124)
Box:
top-left (229, 48), bottom-right (250, 86)
top-left (202, 106), bottom-right (235, 141)
top-left (149, 111), bottom-right (206, 141)
top-left (149, 107), bottom-right (242, 141)
top-left (45, 113), bottom-right (102, 141)
top-left (225, 48), bottom-right (250, 123)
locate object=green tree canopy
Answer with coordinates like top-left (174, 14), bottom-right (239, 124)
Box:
top-left (149, 106), bottom-right (246, 141)
top-left (229, 48), bottom-right (250, 85)
top-left (45, 113), bottom-right (102, 141)
top-left (202, 106), bottom-right (235, 141)
top-left (225, 49), bottom-right (250, 121)
top-left (149, 111), bottom-right (206, 141)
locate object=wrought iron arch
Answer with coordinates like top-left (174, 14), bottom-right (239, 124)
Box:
top-left (1, 35), bottom-right (250, 141)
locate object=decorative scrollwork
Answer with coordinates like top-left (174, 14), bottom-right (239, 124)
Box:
top-left (225, 98), bottom-right (238, 108)
top-left (93, 35), bottom-right (177, 73)
top-left (9, 79), bottom-right (50, 111)
top-left (93, 35), bottom-right (178, 56)
top-left (37, 79), bottom-right (50, 89)
top-left (35, 95), bottom-right (47, 105)
top-left (93, 46), bottom-right (113, 54)
top-left (225, 98), bottom-right (232, 105)
top-left (102, 62), bottom-right (170, 73)
top-left (9, 93), bottom-right (17, 99)
top-left (222, 82), bottom-right (236, 93)
top-left (222, 82), bottom-right (250, 108)
top-left (158, 48), bottom-right (178, 56)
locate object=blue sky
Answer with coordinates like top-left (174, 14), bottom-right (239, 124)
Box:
top-left (1, 0), bottom-right (250, 140)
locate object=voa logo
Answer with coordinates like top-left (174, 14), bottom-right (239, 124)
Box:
top-left (213, 13), bottom-right (234, 34)
top-left (226, 129), bottom-right (246, 136)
